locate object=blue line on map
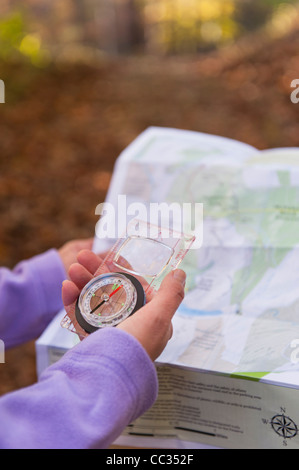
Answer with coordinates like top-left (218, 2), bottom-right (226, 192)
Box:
top-left (178, 304), bottom-right (222, 317)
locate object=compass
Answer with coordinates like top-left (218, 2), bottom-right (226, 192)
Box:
top-left (75, 272), bottom-right (146, 334)
top-left (271, 414), bottom-right (298, 439)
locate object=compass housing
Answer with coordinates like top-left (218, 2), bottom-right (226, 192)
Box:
top-left (75, 272), bottom-right (146, 334)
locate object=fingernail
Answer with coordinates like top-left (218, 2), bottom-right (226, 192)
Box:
top-left (173, 269), bottom-right (186, 285)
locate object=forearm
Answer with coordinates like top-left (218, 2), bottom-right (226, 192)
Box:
top-left (0, 328), bottom-right (158, 449)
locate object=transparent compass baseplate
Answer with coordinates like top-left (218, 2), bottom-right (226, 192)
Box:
top-left (61, 222), bottom-right (195, 340)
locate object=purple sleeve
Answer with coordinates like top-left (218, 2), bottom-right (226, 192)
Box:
top-left (0, 250), bottom-right (67, 348)
top-left (0, 328), bottom-right (158, 449)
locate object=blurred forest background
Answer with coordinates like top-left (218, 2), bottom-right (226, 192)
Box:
top-left (0, 0), bottom-right (299, 396)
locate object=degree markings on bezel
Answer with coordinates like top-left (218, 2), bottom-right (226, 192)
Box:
top-left (75, 272), bottom-right (145, 333)
top-left (80, 274), bottom-right (138, 327)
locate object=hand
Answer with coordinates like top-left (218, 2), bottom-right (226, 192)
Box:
top-left (117, 268), bottom-right (186, 360)
top-left (62, 250), bottom-right (186, 361)
top-left (58, 239), bottom-right (94, 275)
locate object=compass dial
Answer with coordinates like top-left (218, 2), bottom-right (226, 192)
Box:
top-left (75, 272), bottom-right (145, 333)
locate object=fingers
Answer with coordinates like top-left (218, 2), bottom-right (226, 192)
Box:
top-left (68, 263), bottom-right (93, 290)
top-left (59, 238), bottom-right (94, 274)
top-left (117, 269), bottom-right (186, 361)
top-left (76, 250), bottom-right (103, 275)
top-left (62, 250), bottom-right (109, 310)
top-left (62, 279), bottom-right (80, 307)
top-left (62, 249), bottom-right (108, 300)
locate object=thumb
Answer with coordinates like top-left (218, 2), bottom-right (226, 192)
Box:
top-left (117, 269), bottom-right (186, 361)
top-left (148, 269), bottom-right (186, 320)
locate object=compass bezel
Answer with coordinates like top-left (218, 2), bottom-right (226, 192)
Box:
top-left (75, 272), bottom-right (146, 334)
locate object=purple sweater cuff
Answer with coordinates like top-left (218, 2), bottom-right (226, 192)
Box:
top-left (29, 249), bottom-right (67, 319)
